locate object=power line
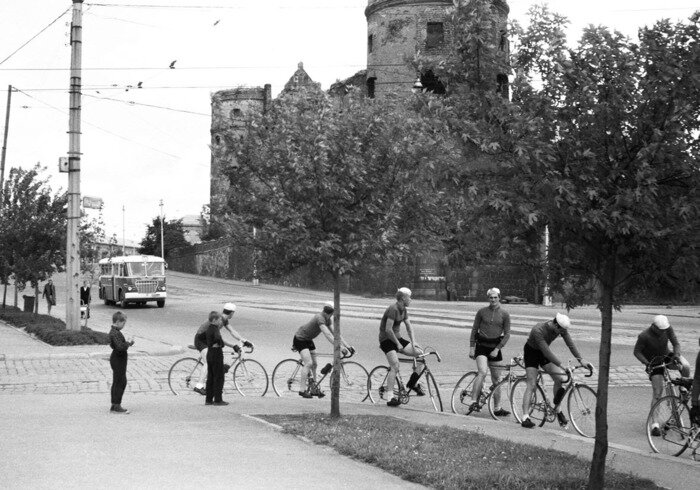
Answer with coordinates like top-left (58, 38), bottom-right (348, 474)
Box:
top-left (0, 6), bottom-right (72, 66)
top-left (83, 93), bottom-right (210, 116)
top-left (86, 2), bottom-right (362, 9)
top-left (0, 63), bottom-right (394, 72)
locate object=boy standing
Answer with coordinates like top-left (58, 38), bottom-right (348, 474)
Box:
top-left (109, 311), bottom-right (134, 413)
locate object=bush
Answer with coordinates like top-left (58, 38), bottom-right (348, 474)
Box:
top-left (0, 306), bottom-right (110, 346)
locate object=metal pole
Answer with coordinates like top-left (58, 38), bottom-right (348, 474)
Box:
top-left (542, 225), bottom-right (552, 306)
top-left (159, 199), bottom-right (164, 259)
top-left (66, 0), bottom-right (83, 330)
top-left (0, 85), bottom-right (12, 213)
top-left (122, 205), bottom-right (126, 254)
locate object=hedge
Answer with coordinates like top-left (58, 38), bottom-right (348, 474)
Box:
top-left (0, 306), bottom-right (110, 346)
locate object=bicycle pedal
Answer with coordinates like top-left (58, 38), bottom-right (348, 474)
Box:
top-left (320, 363), bottom-right (333, 375)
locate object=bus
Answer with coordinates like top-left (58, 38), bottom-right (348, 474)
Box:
top-left (98, 255), bottom-right (167, 308)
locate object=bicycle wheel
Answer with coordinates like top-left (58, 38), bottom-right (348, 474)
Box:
top-left (487, 376), bottom-right (518, 421)
top-left (424, 371), bottom-right (443, 412)
top-left (233, 359), bottom-right (269, 397)
top-left (271, 358), bottom-right (303, 397)
top-left (328, 361), bottom-right (369, 403)
top-left (568, 384), bottom-right (597, 438)
top-left (367, 365), bottom-right (390, 403)
top-left (451, 372), bottom-right (478, 415)
top-left (168, 357), bottom-right (203, 396)
top-left (646, 395), bottom-right (692, 456)
top-left (510, 378), bottom-right (547, 426)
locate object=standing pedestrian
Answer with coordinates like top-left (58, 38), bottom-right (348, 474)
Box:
top-left (205, 311), bottom-right (229, 406)
top-left (80, 280), bottom-right (91, 318)
top-left (42, 279), bottom-right (56, 314)
top-left (109, 311), bottom-right (134, 414)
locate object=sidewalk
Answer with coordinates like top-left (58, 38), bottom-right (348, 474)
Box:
top-left (0, 320), bottom-right (698, 489)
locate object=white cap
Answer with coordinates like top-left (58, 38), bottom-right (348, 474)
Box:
top-left (398, 287), bottom-right (412, 297)
top-left (223, 302), bottom-right (237, 314)
top-left (324, 301), bottom-right (334, 309)
top-left (554, 313), bottom-right (571, 329)
top-left (652, 315), bottom-right (670, 330)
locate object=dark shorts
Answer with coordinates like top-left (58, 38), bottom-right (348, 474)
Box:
top-left (475, 343), bottom-right (503, 362)
top-left (648, 354), bottom-right (675, 379)
top-left (524, 343), bottom-right (550, 369)
top-left (293, 336), bottom-right (316, 353)
top-left (380, 337), bottom-right (410, 354)
top-left (194, 334), bottom-right (207, 352)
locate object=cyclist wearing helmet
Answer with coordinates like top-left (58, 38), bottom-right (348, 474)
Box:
top-left (379, 287), bottom-right (425, 407)
top-left (193, 302), bottom-right (253, 395)
top-left (633, 315), bottom-right (691, 434)
top-left (467, 287), bottom-right (511, 416)
top-left (293, 302), bottom-right (353, 399)
top-left (521, 313), bottom-right (590, 428)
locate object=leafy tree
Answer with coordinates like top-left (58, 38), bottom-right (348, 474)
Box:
top-left (0, 165), bottom-right (67, 313)
top-left (138, 217), bottom-right (190, 259)
top-left (510, 9), bottom-right (699, 487)
top-left (221, 87), bottom-right (442, 417)
top-left (79, 210), bottom-right (106, 281)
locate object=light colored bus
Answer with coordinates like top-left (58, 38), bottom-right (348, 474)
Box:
top-left (98, 255), bottom-right (167, 308)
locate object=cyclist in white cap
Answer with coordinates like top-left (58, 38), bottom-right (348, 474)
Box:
top-left (292, 302), bottom-right (353, 398)
top-left (633, 315), bottom-right (690, 434)
top-left (520, 313), bottom-right (591, 428)
top-left (193, 302), bottom-right (253, 395)
top-left (379, 287), bottom-right (425, 407)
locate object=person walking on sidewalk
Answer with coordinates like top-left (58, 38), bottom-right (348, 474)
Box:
top-left (205, 311), bottom-right (229, 406)
top-left (42, 279), bottom-right (56, 314)
top-left (80, 280), bottom-right (91, 319)
top-left (292, 302), bottom-right (352, 398)
top-left (634, 315), bottom-right (691, 435)
top-left (193, 303), bottom-right (252, 395)
top-left (109, 311), bottom-right (134, 414)
top-left (379, 287), bottom-right (426, 407)
top-left (520, 313), bottom-right (590, 428)
top-left (467, 287), bottom-right (511, 416)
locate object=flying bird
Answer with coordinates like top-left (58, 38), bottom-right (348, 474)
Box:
top-left (137, 81), bottom-right (143, 88)
top-left (169, 60), bottom-right (177, 69)
top-left (213, 19), bottom-right (220, 26)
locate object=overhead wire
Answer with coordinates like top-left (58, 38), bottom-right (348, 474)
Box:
top-left (0, 5), bottom-right (72, 66)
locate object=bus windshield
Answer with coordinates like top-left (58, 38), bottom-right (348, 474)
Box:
top-left (127, 262), bottom-right (165, 277)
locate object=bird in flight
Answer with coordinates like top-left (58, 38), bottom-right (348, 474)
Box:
top-left (213, 19), bottom-right (220, 26)
top-left (137, 81), bottom-right (143, 88)
top-left (169, 60), bottom-right (177, 69)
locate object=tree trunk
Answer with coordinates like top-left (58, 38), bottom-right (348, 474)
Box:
top-left (13, 279), bottom-right (18, 307)
top-left (330, 270), bottom-right (342, 419)
top-left (2, 282), bottom-right (6, 308)
top-left (588, 263), bottom-right (615, 489)
top-left (33, 283), bottom-right (39, 315)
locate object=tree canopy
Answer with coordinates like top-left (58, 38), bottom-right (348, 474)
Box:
top-left (138, 217), bottom-right (190, 259)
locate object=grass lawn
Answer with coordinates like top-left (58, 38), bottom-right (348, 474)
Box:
top-left (258, 414), bottom-right (660, 490)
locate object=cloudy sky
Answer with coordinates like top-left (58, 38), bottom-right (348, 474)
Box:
top-left (0, 1), bottom-right (696, 245)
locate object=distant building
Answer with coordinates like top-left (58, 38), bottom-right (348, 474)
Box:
top-left (179, 214), bottom-right (203, 245)
top-left (95, 238), bottom-right (139, 259)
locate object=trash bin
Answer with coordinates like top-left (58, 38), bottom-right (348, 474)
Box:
top-left (22, 295), bottom-right (35, 312)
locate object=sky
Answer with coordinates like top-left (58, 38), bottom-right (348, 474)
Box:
top-left (0, 1), bottom-right (697, 246)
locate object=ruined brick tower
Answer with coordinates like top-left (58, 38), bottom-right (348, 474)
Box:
top-left (365, 0), bottom-right (509, 97)
top-left (209, 86), bottom-right (271, 218)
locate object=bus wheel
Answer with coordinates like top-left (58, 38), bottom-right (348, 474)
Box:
top-left (103, 289), bottom-right (109, 306)
top-left (119, 291), bottom-right (129, 309)
top-left (157, 300), bottom-right (165, 308)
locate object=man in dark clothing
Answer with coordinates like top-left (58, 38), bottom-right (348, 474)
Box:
top-left (205, 311), bottom-right (228, 406)
top-left (109, 311), bottom-right (134, 413)
top-left (80, 280), bottom-right (91, 318)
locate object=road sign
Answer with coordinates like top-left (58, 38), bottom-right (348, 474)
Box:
top-left (82, 196), bottom-right (103, 209)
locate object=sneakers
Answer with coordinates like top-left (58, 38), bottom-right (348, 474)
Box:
top-left (493, 408), bottom-right (511, 417)
top-left (650, 423), bottom-right (661, 437)
top-left (411, 383), bottom-right (426, 397)
top-left (193, 387), bottom-right (206, 396)
top-left (387, 397), bottom-right (401, 407)
top-left (205, 401), bottom-right (213, 405)
top-left (556, 411), bottom-right (569, 427)
top-left (110, 405), bottom-right (129, 414)
top-left (466, 402), bottom-right (480, 415)
top-left (310, 386), bottom-right (326, 398)
top-left (299, 390), bottom-right (313, 399)
top-left (521, 417), bottom-right (535, 428)
top-left (212, 401), bottom-right (229, 406)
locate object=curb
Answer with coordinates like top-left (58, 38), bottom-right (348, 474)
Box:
top-left (0, 345), bottom-right (185, 361)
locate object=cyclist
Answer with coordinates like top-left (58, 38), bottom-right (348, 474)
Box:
top-left (634, 315), bottom-right (691, 435)
top-left (467, 287), bottom-right (511, 416)
top-left (379, 287), bottom-right (425, 407)
top-left (193, 302), bottom-right (253, 395)
top-left (521, 313), bottom-right (591, 428)
top-left (292, 302), bottom-right (353, 398)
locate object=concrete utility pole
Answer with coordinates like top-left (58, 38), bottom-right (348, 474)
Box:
top-left (159, 199), bottom-right (164, 259)
top-left (122, 205), bottom-right (126, 254)
top-left (65, 0), bottom-right (83, 330)
top-left (0, 85), bottom-right (13, 213)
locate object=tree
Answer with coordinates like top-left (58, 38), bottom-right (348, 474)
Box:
top-left (221, 87), bottom-right (442, 418)
top-left (510, 9), bottom-right (699, 487)
top-left (138, 217), bottom-right (190, 259)
top-left (79, 211), bottom-right (106, 281)
top-left (0, 165), bottom-right (67, 313)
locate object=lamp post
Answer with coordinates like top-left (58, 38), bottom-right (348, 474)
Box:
top-left (159, 199), bottom-right (164, 259)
